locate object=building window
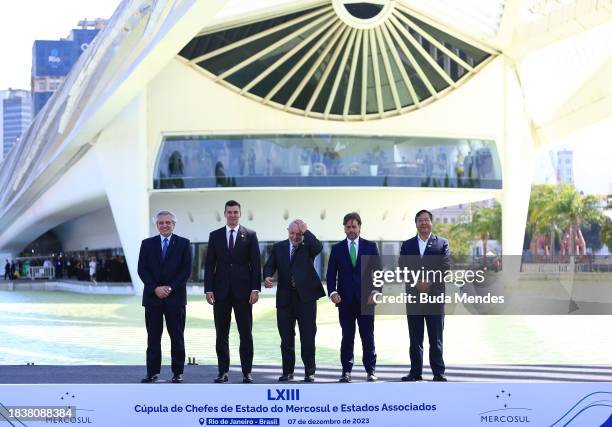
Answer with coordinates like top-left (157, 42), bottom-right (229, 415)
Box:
top-left (153, 134), bottom-right (501, 190)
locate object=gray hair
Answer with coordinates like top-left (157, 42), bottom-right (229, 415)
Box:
top-left (287, 219), bottom-right (301, 230)
top-left (153, 210), bottom-right (177, 225)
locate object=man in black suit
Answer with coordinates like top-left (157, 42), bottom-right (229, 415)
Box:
top-left (263, 219), bottom-right (325, 383)
top-left (400, 209), bottom-right (450, 382)
top-left (138, 210), bottom-right (193, 383)
top-left (205, 200), bottom-right (261, 384)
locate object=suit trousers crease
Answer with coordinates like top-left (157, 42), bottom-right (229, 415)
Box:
top-left (213, 295), bottom-right (253, 375)
top-left (339, 298), bottom-right (376, 374)
top-left (145, 304), bottom-right (186, 376)
top-left (407, 314), bottom-right (445, 376)
top-left (277, 290), bottom-right (317, 376)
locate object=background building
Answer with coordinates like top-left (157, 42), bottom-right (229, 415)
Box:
top-left (0, 90), bottom-right (11, 161)
top-left (0, 0), bottom-right (611, 291)
top-left (31, 19), bottom-right (106, 116)
top-left (555, 149), bottom-right (574, 184)
top-left (2, 89), bottom-right (31, 158)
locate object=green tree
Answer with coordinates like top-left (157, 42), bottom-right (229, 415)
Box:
top-left (554, 184), bottom-right (603, 255)
top-left (468, 202), bottom-right (501, 260)
top-left (601, 217), bottom-right (612, 252)
top-left (433, 222), bottom-right (471, 263)
top-left (527, 184), bottom-right (559, 256)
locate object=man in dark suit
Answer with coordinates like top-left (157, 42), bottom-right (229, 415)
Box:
top-left (399, 209), bottom-right (450, 382)
top-left (205, 200), bottom-right (261, 384)
top-left (138, 210), bottom-right (193, 383)
top-left (263, 219), bottom-right (325, 383)
top-left (326, 212), bottom-right (381, 383)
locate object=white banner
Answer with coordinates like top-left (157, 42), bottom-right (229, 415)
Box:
top-left (1, 383), bottom-right (611, 426)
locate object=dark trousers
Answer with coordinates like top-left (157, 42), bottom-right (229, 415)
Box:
top-left (407, 314), bottom-right (444, 376)
top-left (144, 304), bottom-right (186, 376)
top-left (213, 295), bottom-right (253, 375)
top-left (339, 298), bottom-right (376, 373)
top-left (277, 289), bottom-right (317, 376)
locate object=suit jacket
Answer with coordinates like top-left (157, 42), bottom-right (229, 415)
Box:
top-left (204, 225), bottom-right (262, 300)
top-left (263, 230), bottom-right (325, 308)
top-left (138, 234), bottom-right (192, 307)
top-left (399, 234), bottom-right (450, 310)
top-left (326, 237), bottom-right (381, 304)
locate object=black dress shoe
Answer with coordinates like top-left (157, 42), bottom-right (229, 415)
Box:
top-left (278, 373), bottom-right (294, 382)
top-left (401, 374), bottom-right (423, 382)
top-left (140, 374), bottom-right (159, 383)
top-left (243, 373), bottom-right (253, 384)
top-left (303, 374), bottom-right (315, 383)
top-left (432, 374), bottom-right (447, 382)
top-left (171, 374), bottom-right (183, 383)
top-left (214, 373), bottom-right (228, 383)
top-left (367, 372), bottom-right (378, 382)
top-left (339, 372), bottom-right (351, 383)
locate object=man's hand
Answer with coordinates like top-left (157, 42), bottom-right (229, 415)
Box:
top-left (155, 286), bottom-right (170, 299)
top-left (330, 293), bottom-right (341, 304)
top-left (295, 219), bottom-right (307, 234)
top-left (205, 292), bottom-right (215, 305)
top-left (264, 277), bottom-right (274, 288)
top-left (249, 291), bottom-right (259, 304)
top-left (367, 293), bottom-right (377, 305)
top-left (415, 281), bottom-right (430, 293)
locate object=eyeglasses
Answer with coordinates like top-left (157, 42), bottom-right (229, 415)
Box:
top-left (416, 219), bottom-right (431, 224)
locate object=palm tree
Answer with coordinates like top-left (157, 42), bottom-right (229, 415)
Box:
top-left (469, 202), bottom-right (501, 261)
top-left (554, 184), bottom-right (604, 256)
top-left (527, 184), bottom-right (559, 257)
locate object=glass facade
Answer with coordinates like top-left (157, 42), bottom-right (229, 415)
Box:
top-left (154, 134), bottom-right (501, 189)
top-left (179, 5), bottom-right (491, 118)
top-left (3, 91), bottom-right (32, 157)
top-left (31, 29), bottom-right (100, 116)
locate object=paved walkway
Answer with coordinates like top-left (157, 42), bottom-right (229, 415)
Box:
top-left (2, 364), bottom-right (611, 384)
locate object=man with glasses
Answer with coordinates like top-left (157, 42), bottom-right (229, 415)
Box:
top-left (138, 210), bottom-right (192, 383)
top-left (400, 209), bottom-right (450, 382)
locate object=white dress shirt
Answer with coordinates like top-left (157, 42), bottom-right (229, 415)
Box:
top-left (417, 233), bottom-right (432, 257)
top-left (160, 234), bottom-right (172, 251)
top-left (347, 236), bottom-right (360, 255)
top-left (225, 225), bottom-right (239, 247)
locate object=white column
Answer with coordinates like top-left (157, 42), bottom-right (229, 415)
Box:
top-left (501, 60), bottom-right (537, 256)
top-left (92, 91), bottom-right (149, 293)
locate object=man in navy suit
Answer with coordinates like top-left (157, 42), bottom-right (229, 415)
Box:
top-left (205, 200), bottom-right (261, 384)
top-left (326, 212), bottom-right (381, 382)
top-left (263, 219), bottom-right (325, 382)
top-left (138, 210), bottom-right (193, 383)
top-left (400, 209), bottom-right (450, 382)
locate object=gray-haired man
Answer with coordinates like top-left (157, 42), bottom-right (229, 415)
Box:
top-left (138, 210), bottom-right (192, 383)
top-left (263, 219), bottom-right (325, 382)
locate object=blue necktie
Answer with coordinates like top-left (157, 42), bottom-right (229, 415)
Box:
top-left (162, 238), bottom-right (169, 259)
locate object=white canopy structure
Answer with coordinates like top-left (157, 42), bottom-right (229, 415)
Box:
top-left (0, 0), bottom-right (610, 291)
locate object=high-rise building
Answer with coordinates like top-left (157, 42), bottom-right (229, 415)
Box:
top-left (3, 89), bottom-right (32, 158)
top-left (556, 149), bottom-right (574, 184)
top-left (0, 90), bottom-right (11, 161)
top-left (31, 19), bottom-right (106, 116)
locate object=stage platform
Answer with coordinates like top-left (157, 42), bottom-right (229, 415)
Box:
top-left (2, 364), bottom-right (611, 384)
